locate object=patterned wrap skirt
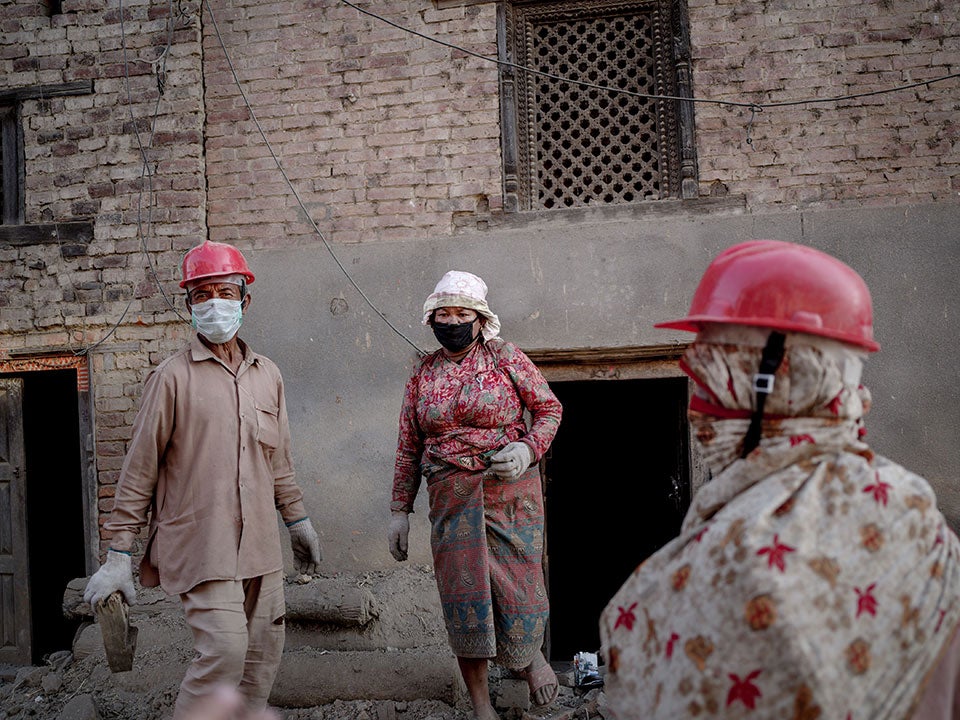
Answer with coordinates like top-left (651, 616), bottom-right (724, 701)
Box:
top-left (425, 460), bottom-right (549, 669)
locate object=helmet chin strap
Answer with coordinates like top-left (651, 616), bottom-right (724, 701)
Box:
top-left (741, 331), bottom-right (786, 458)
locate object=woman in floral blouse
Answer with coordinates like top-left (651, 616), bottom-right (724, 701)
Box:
top-left (389, 271), bottom-right (562, 719)
top-left (600, 241), bottom-right (960, 719)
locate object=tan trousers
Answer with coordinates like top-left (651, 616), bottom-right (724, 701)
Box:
top-left (172, 570), bottom-right (285, 719)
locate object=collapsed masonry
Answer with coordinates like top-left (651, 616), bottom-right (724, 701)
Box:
top-left (60, 566), bottom-right (462, 709)
top-left (1, 565), bottom-right (603, 719)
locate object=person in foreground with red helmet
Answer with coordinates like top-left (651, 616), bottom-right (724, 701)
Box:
top-left (84, 240), bottom-right (322, 718)
top-left (600, 240), bottom-right (960, 719)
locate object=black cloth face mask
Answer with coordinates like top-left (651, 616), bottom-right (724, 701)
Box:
top-left (432, 320), bottom-right (478, 352)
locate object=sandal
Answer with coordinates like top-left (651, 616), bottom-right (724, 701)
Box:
top-left (523, 654), bottom-right (559, 707)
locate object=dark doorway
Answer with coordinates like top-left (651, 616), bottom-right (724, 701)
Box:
top-left (2, 370), bottom-right (86, 663)
top-left (543, 377), bottom-right (690, 661)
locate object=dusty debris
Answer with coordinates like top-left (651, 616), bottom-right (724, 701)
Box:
top-left (2, 568), bottom-right (605, 719)
top-left (0, 652), bottom-right (604, 720)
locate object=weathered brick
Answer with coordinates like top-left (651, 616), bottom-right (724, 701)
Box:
top-left (3, 0), bottom-right (956, 544)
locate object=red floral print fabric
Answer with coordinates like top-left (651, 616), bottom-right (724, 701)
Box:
top-left (600, 328), bottom-right (960, 719)
top-left (392, 338), bottom-right (561, 666)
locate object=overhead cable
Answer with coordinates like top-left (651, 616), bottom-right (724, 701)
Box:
top-left (339, 0), bottom-right (960, 111)
top-left (204, 0), bottom-right (427, 356)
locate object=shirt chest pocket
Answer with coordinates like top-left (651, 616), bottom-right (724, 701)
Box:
top-left (256, 403), bottom-right (281, 449)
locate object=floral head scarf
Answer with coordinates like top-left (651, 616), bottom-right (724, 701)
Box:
top-left (421, 270), bottom-right (501, 341)
top-left (599, 325), bottom-right (960, 720)
top-left (681, 324), bottom-right (870, 474)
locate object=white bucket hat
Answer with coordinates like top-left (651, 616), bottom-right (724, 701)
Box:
top-left (421, 270), bottom-right (501, 341)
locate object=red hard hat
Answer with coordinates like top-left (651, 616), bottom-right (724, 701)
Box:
top-left (656, 240), bottom-right (879, 351)
top-left (179, 241), bottom-right (255, 288)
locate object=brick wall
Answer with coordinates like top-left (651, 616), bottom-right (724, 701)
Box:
top-left (689, 0), bottom-right (960, 207)
top-left (202, 0), bottom-right (503, 246)
top-left (204, 0), bottom-right (958, 248)
top-left (0, 0), bottom-right (206, 552)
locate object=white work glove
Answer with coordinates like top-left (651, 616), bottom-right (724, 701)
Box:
top-left (287, 518), bottom-right (323, 575)
top-left (388, 511), bottom-right (410, 562)
top-left (83, 550), bottom-right (137, 606)
top-left (490, 441), bottom-right (534, 480)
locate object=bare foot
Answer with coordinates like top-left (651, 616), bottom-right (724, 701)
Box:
top-left (522, 652), bottom-right (559, 707)
top-left (472, 702), bottom-right (500, 720)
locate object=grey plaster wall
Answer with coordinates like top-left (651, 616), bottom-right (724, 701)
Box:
top-left (242, 202), bottom-right (960, 572)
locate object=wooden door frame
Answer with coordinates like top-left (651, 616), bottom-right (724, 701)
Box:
top-left (524, 344), bottom-right (706, 661)
top-left (0, 353), bottom-right (98, 574)
top-left (0, 378), bottom-right (29, 663)
top-left (526, 343), bottom-right (687, 381)
top-left (525, 342), bottom-right (706, 492)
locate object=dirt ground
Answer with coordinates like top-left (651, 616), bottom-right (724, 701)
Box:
top-left (0, 651), bottom-right (604, 720)
top-left (0, 567), bottom-right (607, 720)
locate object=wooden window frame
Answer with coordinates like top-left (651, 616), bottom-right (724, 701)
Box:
top-left (498, 0), bottom-right (698, 212)
top-left (0, 105), bottom-right (24, 225)
top-left (0, 81), bottom-right (93, 240)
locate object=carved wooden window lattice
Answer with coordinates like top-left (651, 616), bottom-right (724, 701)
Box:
top-left (499, 0), bottom-right (697, 211)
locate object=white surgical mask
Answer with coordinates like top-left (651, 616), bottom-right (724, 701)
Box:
top-left (191, 298), bottom-right (243, 344)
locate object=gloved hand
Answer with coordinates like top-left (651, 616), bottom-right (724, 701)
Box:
top-left (287, 518), bottom-right (322, 575)
top-left (490, 441), bottom-right (534, 480)
top-left (83, 550), bottom-right (137, 606)
top-left (388, 511), bottom-right (410, 562)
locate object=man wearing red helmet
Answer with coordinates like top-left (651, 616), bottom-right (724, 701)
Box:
top-left (600, 241), bottom-right (960, 719)
top-left (84, 241), bottom-right (322, 718)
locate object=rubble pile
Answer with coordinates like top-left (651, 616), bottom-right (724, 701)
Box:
top-left (0, 568), bottom-right (606, 720)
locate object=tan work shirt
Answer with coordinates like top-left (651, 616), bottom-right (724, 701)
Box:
top-left (105, 336), bottom-right (307, 595)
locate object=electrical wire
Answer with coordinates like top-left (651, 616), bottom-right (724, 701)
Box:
top-left (339, 0), bottom-right (960, 111)
top-left (202, 0), bottom-right (958, 357)
top-left (51, 0), bottom-right (960, 359)
top-left (204, 0), bottom-right (427, 356)
top-left (63, 0), bottom-right (188, 358)
top-left (122, 0), bottom-right (188, 324)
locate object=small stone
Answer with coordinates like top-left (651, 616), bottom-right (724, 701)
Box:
top-left (374, 701), bottom-right (397, 720)
top-left (56, 694), bottom-right (99, 720)
top-left (596, 690), bottom-right (612, 720)
top-left (13, 667), bottom-right (43, 689)
top-left (46, 651), bottom-right (73, 671)
top-left (496, 678), bottom-right (531, 711)
top-left (41, 671), bottom-right (63, 694)
top-left (556, 669), bottom-right (575, 688)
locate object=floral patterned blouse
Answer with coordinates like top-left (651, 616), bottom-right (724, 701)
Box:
top-left (599, 330), bottom-right (960, 719)
top-left (392, 338), bottom-right (562, 513)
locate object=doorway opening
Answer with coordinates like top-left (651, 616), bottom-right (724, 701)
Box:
top-left (0, 367), bottom-right (88, 664)
top-left (542, 375), bottom-right (691, 662)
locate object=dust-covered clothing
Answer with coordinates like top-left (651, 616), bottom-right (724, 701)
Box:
top-left (393, 338), bottom-right (561, 667)
top-left (173, 570), bottom-right (285, 719)
top-left (105, 336), bottom-right (307, 596)
top-left (912, 623), bottom-right (960, 719)
top-left (599, 329), bottom-right (960, 719)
